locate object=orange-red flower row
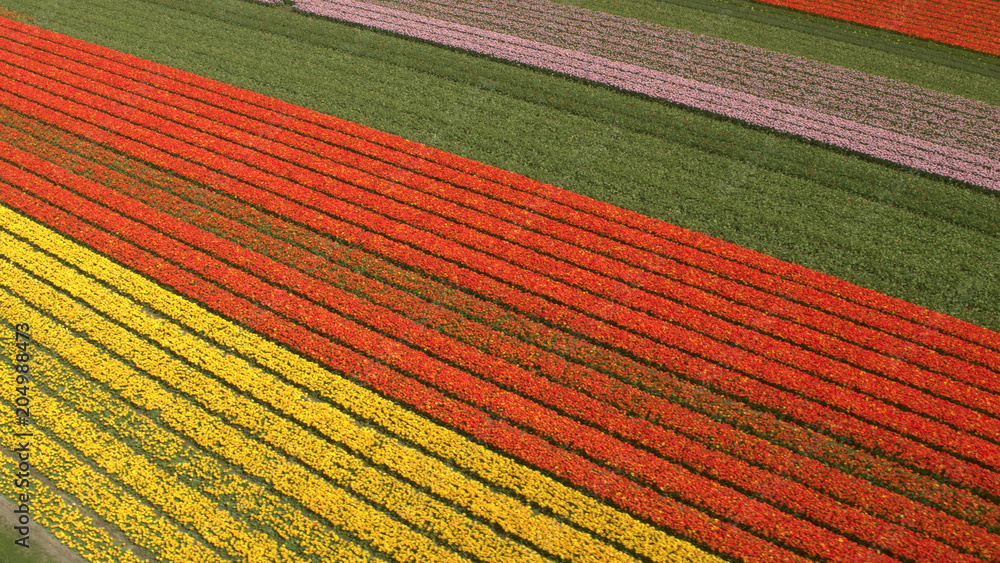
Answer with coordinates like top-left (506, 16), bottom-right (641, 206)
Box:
top-left (24, 99), bottom-right (1000, 541)
top-left (747, 0), bottom-right (1000, 56)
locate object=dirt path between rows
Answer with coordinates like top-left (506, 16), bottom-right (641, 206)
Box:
top-left (0, 491), bottom-right (88, 563)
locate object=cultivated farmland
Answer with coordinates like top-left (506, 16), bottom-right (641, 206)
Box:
top-left (0, 1), bottom-right (998, 562)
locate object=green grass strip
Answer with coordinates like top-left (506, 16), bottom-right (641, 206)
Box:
top-left (1, 0), bottom-right (998, 333)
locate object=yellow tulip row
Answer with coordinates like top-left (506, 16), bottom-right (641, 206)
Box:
top-left (0, 345), bottom-right (224, 561)
top-left (0, 213), bottom-right (636, 563)
top-left (0, 256), bottom-right (474, 562)
top-left (0, 436), bottom-right (147, 563)
top-left (1, 205), bottom-right (721, 563)
top-left (0, 288), bottom-right (306, 563)
top-left (25, 335), bottom-right (379, 563)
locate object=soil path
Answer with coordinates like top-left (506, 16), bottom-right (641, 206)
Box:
top-left (0, 491), bottom-right (87, 563)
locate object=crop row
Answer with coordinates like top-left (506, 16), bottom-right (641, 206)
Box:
top-left (3, 14), bottom-right (994, 392)
top-left (0, 194), bottom-right (723, 562)
top-left (762, 0), bottom-right (999, 40)
top-left (288, 0), bottom-right (1000, 191)
top-left (23, 299), bottom-right (562, 563)
top-left (5, 26), bottom-right (998, 440)
top-left (0, 247), bottom-right (425, 563)
top-left (352, 0), bottom-right (1000, 157)
top-left (0, 202), bottom-right (709, 563)
top-left (8, 103), bottom-right (1000, 554)
top-left (0, 294), bottom-right (229, 561)
top-left (0, 397), bottom-right (148, 563)
top-left (5, 40), bottom-right (1000, 485)
top-left (15, 110), bottom-right (990, 560)
top-left (1, 183), bottom-right (770, 561)
top-left (36, 340), bottom-right (380, 563)
top-left (7, 126), bottom-right (997, 562)
top-left (5, 344), bottom-right (302, 561)
top-left (0, 256), bottom-right (498, 563)
top-left (5, 74), bottom-right (1000, 563)
top-left (31, 10), bottom-right (1000, 355)
top-left (748, 0), bottom-right (1000, 56)
top-left (0, 90), bottom-right (872, 563)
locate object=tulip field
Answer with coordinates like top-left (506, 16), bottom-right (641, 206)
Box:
top-left (0, 0), bottom-right (998, 562)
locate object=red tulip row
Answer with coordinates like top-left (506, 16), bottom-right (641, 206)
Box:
top-left (5, 48), bottom-right (1000, 477)
top-left (15, 34), bottom-right (999, 431)
top-left (796, 0), bottom-right (998, 36)
top-left (2, 15), bottom-right (995, 378)
top-left (3, 66), bottom-right (999, 512)
top-left (747, 0), bottom-right (1000, 56)
top-left (334, 118), bottom-right (1000, 363)
top-left (8, 106), bottom-right (1000, 548)
top-left (0, 146), bottom-right (817, 563)
top-left (7, 109), bottom-right (999, 563)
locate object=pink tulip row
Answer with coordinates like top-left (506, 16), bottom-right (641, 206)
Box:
top-left (363, 0), bottom-right (1000, 157)
top-left (290, 0), bottom-right (1000, 191)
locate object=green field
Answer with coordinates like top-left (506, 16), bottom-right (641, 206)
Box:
top-left (0, 525), bottom-right (61, 563)
top-left (2, 0), bottom-right (998, 331)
